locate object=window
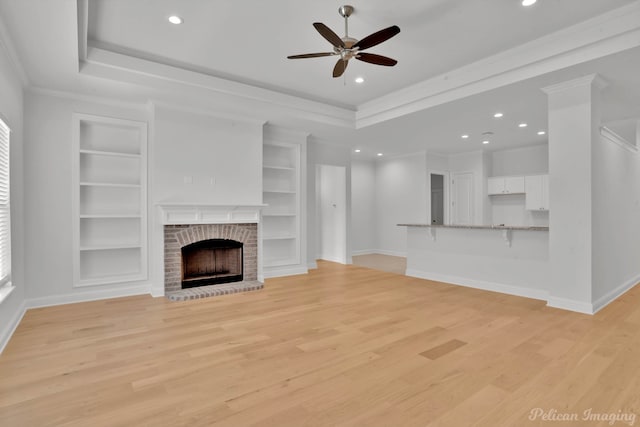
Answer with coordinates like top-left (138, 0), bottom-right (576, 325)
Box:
top-left (0, 117), bottom-right (12, 303)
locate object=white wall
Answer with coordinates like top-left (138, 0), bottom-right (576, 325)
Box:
top-left (0, 40), bottom-right (25, 351)
top-left (491, 144), bottom-right (548, 176)
top-left (375, 152), bottom-right (428, 256)
top-left (591, 133), bottom-right (640, 307)
top-left (152, 105), bottom-right (263, 205)
top-left (350, 159), bottom-right (376, 254)
top-left (24, 92), bottom-right (149, 302)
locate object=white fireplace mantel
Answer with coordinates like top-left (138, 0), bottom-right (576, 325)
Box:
top-left (158, 203), bottom-right (266, 225)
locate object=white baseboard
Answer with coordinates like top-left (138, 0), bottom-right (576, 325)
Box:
top-left (307, 261), bottom-right (318, 270)
top-left (405, 269), bottom-right (548, 302)
top-left (546, 296), bottom-right (594, 315)
top-left (263, 265), bottom-right (308, 279)
top-left (26, 284), bottom-right (151, 309)
top-left (318, 255), bottom-right (348, 264)
top-left (0, 300), bottom-right (27, 354)
top-left (592, 273), bottom-right (640, 314)
top-left (351, 249), bottom-right (377, 256)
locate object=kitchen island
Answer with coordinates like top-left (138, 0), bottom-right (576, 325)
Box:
top-left (398, 224), bottom-right (550, 301)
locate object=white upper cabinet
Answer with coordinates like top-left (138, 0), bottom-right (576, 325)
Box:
top-left (487, 176), bottom-right (525, 195)
top-left (525, 175), bottom-right (549, 211)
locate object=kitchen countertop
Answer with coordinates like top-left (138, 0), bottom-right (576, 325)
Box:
top-left (397, 224), bottom-right (549, 231)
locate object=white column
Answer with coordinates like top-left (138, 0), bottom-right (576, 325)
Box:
top-left (542, 74), bottom-right (606, 313)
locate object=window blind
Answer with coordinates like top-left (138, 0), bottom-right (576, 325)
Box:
top-left (0, 118), bottom-right (10, 287)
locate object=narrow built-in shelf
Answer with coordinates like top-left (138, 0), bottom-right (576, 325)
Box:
top-left (80, 182), bottom-right (141, 188)
top-left (80, 244), bottom-right (142, 251)
top-left (263, 165), bottom-right (295, 171)
top-left (263, 189), bottom-right (296, 194)
top-left (80, 214), bottom-right (142, 219)
top-left (80, 149), bottom-right (141, 158)
top-left (263, 235), bottom-right (296, 240)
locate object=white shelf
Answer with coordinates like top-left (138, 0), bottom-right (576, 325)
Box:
top-left (73, 113), bottom-right (148, 288)
top-left (264, 165), bottom-right (295, 171)
top-left (80, 182), bottom-right (141, 188)
top-left (264, 189), bottom-right (296, 194)
top-left (263, 235), bottom-right (297, 241)
top-left (263, 213), bottom-right (296, 217)
top-left (80, 149), bottom-right (141, 159)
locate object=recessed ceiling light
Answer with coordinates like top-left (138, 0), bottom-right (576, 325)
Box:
top-left (354, 149), bottom-right (361, 153)
top-left (461, 134), bottom-right (469, 139)
top-left (355, 76), bottom-right (364, 84)
top-left (377, 153), bottom-right (383, 156)
top-left (519, 123), bottom-right (528, 128)
top-left (493, 112), bottom-right (504, 118)
top-left (538, 130), bottom-right (546, 135)
top-left (522, 0), bottom-right (537, 6)
top-left (482, 140), bottom-right (490, 145)
top-left (168, 15), bottom-right (183, 24)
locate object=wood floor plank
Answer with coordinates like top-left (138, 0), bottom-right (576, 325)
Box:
top-left (0, 260), bottom-right (639, 426)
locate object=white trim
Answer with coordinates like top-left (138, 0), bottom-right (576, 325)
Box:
top-left (0, 299), bottom-right (26, 354)
top-left (351, 249), bottom-right (378, 256)
top-left (406, 268), bottom-right (548, 302)
top-left (541, 74), bottom-right (608, 95)
top-left (592, 274), bottom-right (640, 314)
top-left (307, 261), bottom-right (318, 270)
top-left (263, 265), bottom-right (308, 278)
top-left (600, 126), bottom-right (638, 153)
top-left (546, 296), bottom-right (594, 315)
top-left (0, 12), bottom-right (29, 86)
top-left (0, 283), bottom-right (15, 304)
top-left (25, 284), bottom-right (151, 310)
top-left (159, 204), bottom-right (265, 225)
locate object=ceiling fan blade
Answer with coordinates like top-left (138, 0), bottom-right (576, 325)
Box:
top-left (356, 53), bottom-right (398, 67)
top-left (287, 52), bottom-right (337, 59)
top-left (353, 25), bottom-right (400, 51)
top-left (333, 58), bottom-right (348, 78)
top-left (313, 22), bottom-right (345, 48)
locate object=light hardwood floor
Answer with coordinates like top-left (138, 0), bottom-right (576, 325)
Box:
top-left (1, 261), bottom-right (639, 426)
top-left (352, 253), bottom-right (407, 275)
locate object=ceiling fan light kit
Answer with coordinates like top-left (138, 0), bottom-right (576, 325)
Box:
top-left (287, 5), bottom-right (400, 78)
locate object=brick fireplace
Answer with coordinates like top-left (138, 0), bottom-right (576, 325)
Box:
top-left (160, 205), bottom-right (264, 301)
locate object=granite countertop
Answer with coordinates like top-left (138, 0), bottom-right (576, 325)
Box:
top-left (398, 224), bottom-right (549, 231)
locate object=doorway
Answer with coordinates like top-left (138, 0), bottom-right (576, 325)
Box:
top-left (451, 172), bottom-right (474, 225)
top-left (430, 173), bottom-right (445, 225)
top-left (316, 164), bottom-right (347, 264)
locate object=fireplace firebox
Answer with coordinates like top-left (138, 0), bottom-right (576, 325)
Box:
top-left (181, 239), bottom-right (243, 288)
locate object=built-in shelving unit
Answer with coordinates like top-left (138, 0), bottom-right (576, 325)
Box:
top-left (72, 114), bottom-right (148, 287)
top-left (262, 126), bottom-right (307, 277)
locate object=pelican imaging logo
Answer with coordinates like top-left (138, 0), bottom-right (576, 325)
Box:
top-left (528, 408), bottom-right (636, 425)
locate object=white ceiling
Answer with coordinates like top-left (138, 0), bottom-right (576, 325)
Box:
top-left (0, 0), bottom-right (639, 156)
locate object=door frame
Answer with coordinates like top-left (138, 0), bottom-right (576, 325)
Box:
top-left (428, 170), bottom-right (450, 225)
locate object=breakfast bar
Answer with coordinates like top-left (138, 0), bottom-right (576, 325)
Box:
top-left (398, 224), bottom-right (550, 301)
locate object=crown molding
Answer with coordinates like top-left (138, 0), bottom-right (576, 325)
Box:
top-left (0, 11), bottom-right (29, 87)
top-left (27, 86), bottom-right (149, 111)
top-left (263, 123), bottom-right (310, 144)
top-left (355, 1), bottom-right (640, 128)
top-left (600, 125), bottom-right (638, 153)
top-left (541, 74), bottom-right (608, 95)
top-left (82, 46), bottom-right (356, 129)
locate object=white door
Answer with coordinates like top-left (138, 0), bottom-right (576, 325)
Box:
top-left (452, 172), bottom-right (474, 225)
top-left (317, 165), bottom-right (347, 264)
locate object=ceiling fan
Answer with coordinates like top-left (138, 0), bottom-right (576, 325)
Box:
top-left (287, 5), bottom-right (400, 78)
